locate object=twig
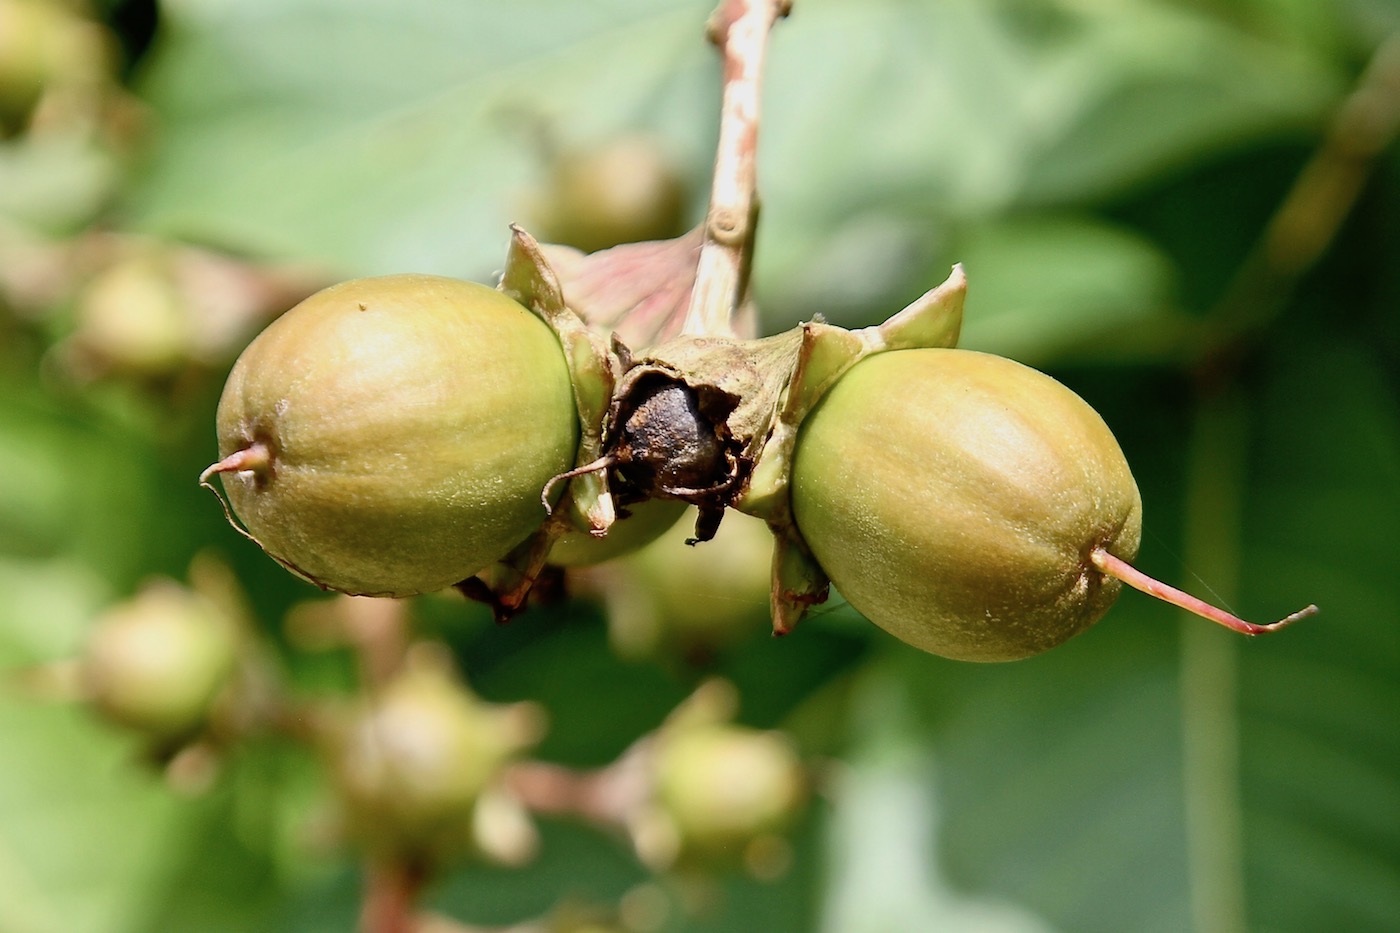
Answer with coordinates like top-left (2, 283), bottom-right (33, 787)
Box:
top-left (503, 743), bottom-right (653, 829)
top-left (682, 0), bottom-right (792, 338)
top-left (361, 858), bottom-right (427, 933)
top-left (1199, 31), bottom-right (1400, 365)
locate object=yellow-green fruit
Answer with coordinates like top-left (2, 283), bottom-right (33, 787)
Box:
top-left (332, 665), bottom-right (521, 855)
top-left (212, 275), bottom-right (578, 597)
top-left (791, 348), bottom-right (1142, 662)
top-left (530, 135), bottom-right (689, 253)
top-left (655, 724), bottom-right (805, 859)
top-left (82, 582), bottom-right (239, 740)
top-left (547, 498), bottom-right (686, 567)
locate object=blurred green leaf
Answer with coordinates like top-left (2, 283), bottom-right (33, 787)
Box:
top-left (953, 212), bottom-right (1182, 364)
top-left (126, 0), bottom-right (714, 275)
top-left (0, 701), bottom-right (186, 933)
top-left (754, 0), bottom-right (1340, 334)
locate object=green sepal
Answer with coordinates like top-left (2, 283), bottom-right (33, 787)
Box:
top-left (455, 511), bottom-right (572, 623)
top-left (458, 227), bottom-right (624, 619)
top-left (770, 531), bottom-right (829, 637)
top-left (500, 225), bottom-right (619, 536)
top-left (736, 265), bottom-right (966, 633)
top-left (736, 322), bottom-right (862, 522)
top-left (872, 263), bottom-right (965, 352)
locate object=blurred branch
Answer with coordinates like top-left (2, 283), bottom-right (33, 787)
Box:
top-left (1199, 31), bottom-right (1400, 372)
top-left (1169, 32), bottom-right (1400, 933)
top-left (361, 858), bottom-right (428, 933)
top-left (682, 0), bottom-right (792, 338)
top-left (1179, 392), bottom-right (1251, 933)
top-left (504, 741), bottom-right (652, 829)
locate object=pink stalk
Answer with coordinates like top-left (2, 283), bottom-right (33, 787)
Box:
top-left (1090, 548), bottom-right (1317, 635)
top-left (198, 442), bottom-right (271, 485)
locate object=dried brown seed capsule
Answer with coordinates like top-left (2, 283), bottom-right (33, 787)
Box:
top-left (204, 274), bottom-right (578, 597)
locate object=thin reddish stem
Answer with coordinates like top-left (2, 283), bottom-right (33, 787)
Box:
top-left (359, 858), bottom-right (426, 933)
top-left (1090, 548), bottom-right (1317, 635)
top-left (198, 442), bottom-right (271, 485)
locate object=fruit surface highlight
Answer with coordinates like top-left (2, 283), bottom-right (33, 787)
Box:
top-left (791, 348), bottom-right (1142, 661)
top-left (207, 274), bottom-right (578, 597)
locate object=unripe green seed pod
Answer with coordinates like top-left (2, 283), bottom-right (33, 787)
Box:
top-left (547, 498), bottom-right (686, 568)
top-left (331, 663), bottom-right (533, 857)
top-left (529, 134), bottom-right (689, 254)
top-left (81, 581), bottom-right (239, 741)
top-left (655, 723), bottom-right (805, 860)
top-left (208, 274), bottom-right (578, 597)
top-left (791, 348), bottom-right (1142, 662)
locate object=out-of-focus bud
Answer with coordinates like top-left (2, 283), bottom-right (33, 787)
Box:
top-left (0, 0), bottom-right (113, 135)
top-left (71, 248), bottom-right (192, 375)
top-left (80, 578), bottom-right (241, 743)
top-left (573, 508), bottom-right (772, 662)
top-left (628, 680), bottom-right (807, 878)
top-left (528, 134), bottom-right (690, 254)
top-left (651, 722), bottom-right (805, 872)
top-left (327, 650), bottom-right (545, 862)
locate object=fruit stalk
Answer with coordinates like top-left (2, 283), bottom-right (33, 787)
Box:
top-left (1088, 549), bottom-right (1317, 635)
top-left (359, 858), bottom-right (425, 933)
top-left (683, 0), bottom-right (791, 338)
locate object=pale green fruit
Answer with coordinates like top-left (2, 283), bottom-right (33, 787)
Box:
top-left (546, 497), bottom-right (686, 567)
top-left (791, 348), bottom-right (1142, 662)
top-left (82, 582), bottom-right (239, 740)
top-left (332, 663), bottom-right (527, 856)
top-left (655, 724), bottom-right (805, 859)
top-left (210, 275), bottom-right (578, 597)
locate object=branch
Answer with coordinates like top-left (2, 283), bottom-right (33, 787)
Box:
top-left (682, 0), bottom-right (792, 338)
top-left (360, 858), bottom-right (427, 933)
top-left (1200, 31), bottom-right (1400, 364)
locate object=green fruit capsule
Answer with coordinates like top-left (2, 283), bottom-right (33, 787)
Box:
top-left (791, 348), bottom-right (1142, 662)
top-left (82, 581), bottom-right (239, 741)
top-left (327, 656), bottom-right (543, 860)
top-left (654, 723), bottom-right (806, 862)
top-left (205, 274), bottom-right (578, 597)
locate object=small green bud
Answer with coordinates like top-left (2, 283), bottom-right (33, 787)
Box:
top-left (81, 581), bottom-right (240, 741)
top-left (330, 659), bottom-right (540, 859)
top-left (654, 723), bottom-right (805, 863)
top-left (529, 134), bottom-right (689, 254)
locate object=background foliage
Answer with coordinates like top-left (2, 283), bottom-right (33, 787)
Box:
top-left (2, 0), bottom-right (1398, 931)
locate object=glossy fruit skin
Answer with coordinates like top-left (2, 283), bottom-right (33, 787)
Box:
top-left (791, 348), bottom-right (1142, 662)
top-left (214, 274), bottom-right (578, 596)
